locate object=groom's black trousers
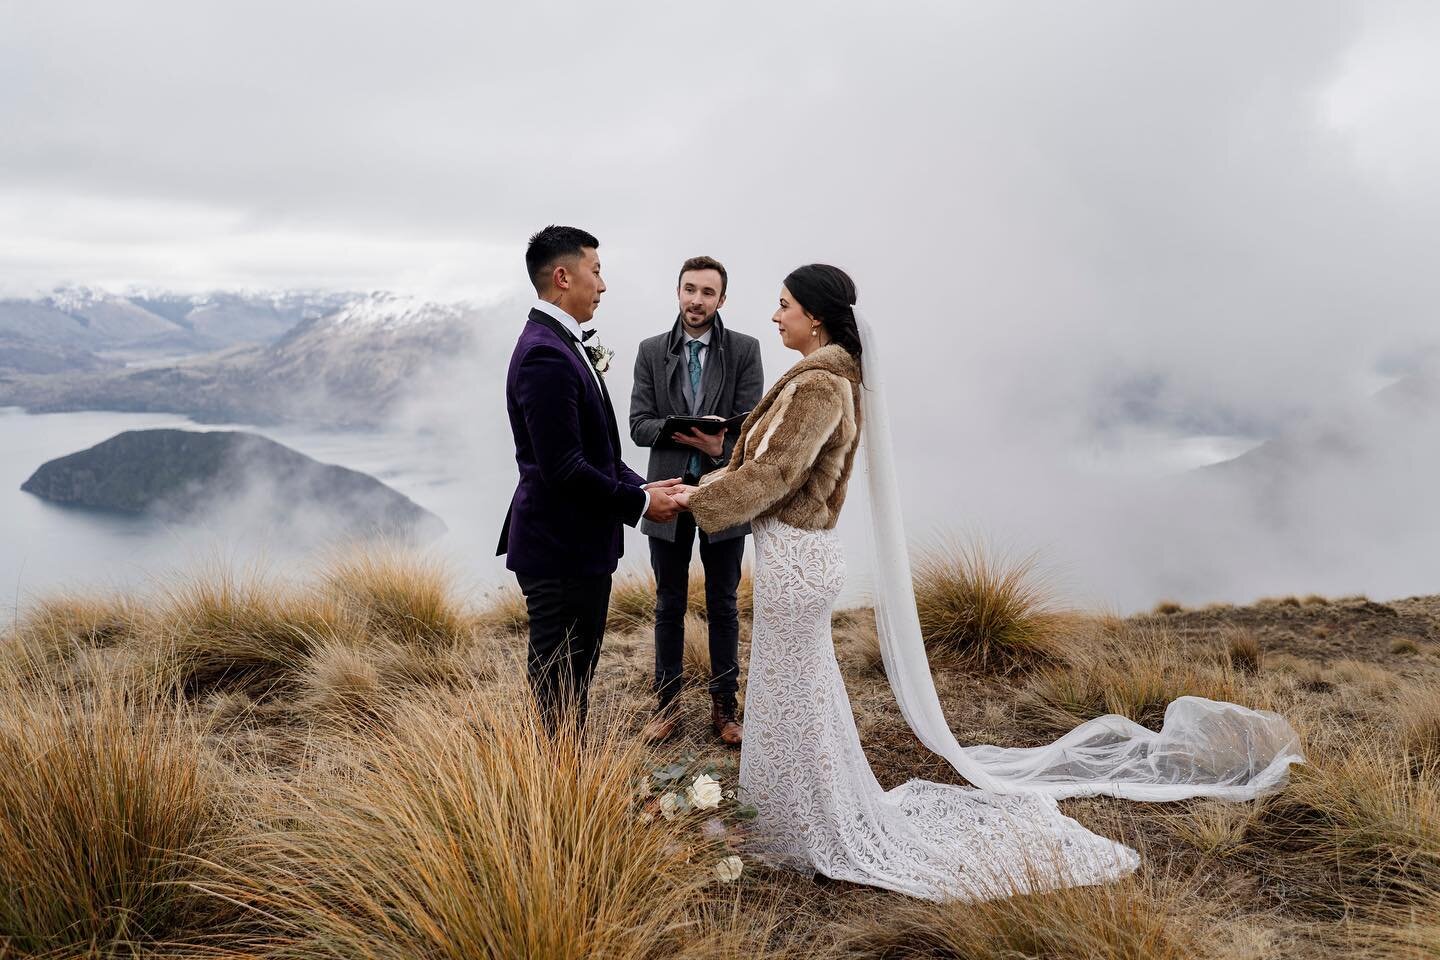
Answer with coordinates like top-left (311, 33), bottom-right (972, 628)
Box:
top-left (516, 572), bottom-right (612, 731)
top-left (650, 512), bottom-right (744, 703)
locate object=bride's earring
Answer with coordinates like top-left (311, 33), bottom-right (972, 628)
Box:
top-left (811, 327), bottom-right (819, 337)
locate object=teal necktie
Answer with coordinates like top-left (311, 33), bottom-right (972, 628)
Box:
top-left (687, 340), bottom-right (704, 477)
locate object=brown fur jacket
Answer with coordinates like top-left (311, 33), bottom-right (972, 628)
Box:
top-left (689, 344), bottom-right (861, 534)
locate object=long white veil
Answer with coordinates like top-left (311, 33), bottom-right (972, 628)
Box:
top-left (854, 308), bottom-right (1305, 800)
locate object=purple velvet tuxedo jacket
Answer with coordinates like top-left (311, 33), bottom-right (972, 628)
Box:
top-left (497, 309), bottom-right (648, 578)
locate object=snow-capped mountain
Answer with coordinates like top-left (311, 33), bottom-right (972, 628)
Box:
top-left (311, 292), bottom-right (467, 332)
top-left (0, 287), bottom-right (364, 359)
top-left (0, 288), bottom-right (486, 427)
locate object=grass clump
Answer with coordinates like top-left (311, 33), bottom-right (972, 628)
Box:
top-left (298, 637), bottom-right (387, 721)
top-left (683, 612), bottom-right (713, 684)
top-left (474, 583), bottom-right (530, 635)
top-left (1258, 596), bottom-right (1303, 609)
top-left (1225, 630), bottom-right (1264, 674)
top-left (606, 567), bottom-right (757, 632)
top-left (912, 540), bottom-right (1061, 673)
top-left (1394, 682), bottom-right (1440, 774)
top-left (1246, 745), bottom-right (1440, 919)
top-left (320, 547), bottom-right (470, 648)
top-left (142, 552), bottom-right (477, 698)
top-left (1017, 625), bottom-right (1245, 733)
top-left (1152, 600), bottom-right (1184, 616)
top-left (0, 595), bottom-right (139, 682)
top-left (609, 569), bottom-right (662, 630)
top-left (147, 567), bottom-right (347, 695)
top-left (0, 679), bottom-right (237, 957)
top-left (829, 876), bottom-right (1209, 960)
top-left (221, 686), bottom-right (733, 959)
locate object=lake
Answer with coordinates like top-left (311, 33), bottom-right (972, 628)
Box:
top-left (5, 405), bottom-right (1338, 623)
top-left (0, 406), bottom-right (532, 619)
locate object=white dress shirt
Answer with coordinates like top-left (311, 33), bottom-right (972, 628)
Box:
top-left (530, 298), bottom-right (649, 521)
top-left (532, 299), bottom-right (603, 391)
top-left (684, 326), bottom-right (713, 370)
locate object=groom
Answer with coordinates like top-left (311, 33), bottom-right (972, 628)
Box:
top-left (497, 225), bottom-right (683, 731)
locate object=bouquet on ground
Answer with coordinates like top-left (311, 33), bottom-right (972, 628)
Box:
top-left (638, 754), bottom-right (757, 883)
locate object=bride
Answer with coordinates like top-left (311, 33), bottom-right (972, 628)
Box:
top-left (672, 264), bottom-right (1304, 901)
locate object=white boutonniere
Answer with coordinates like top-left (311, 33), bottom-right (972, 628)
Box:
top-left (584, 339), bottom-right (615, 377)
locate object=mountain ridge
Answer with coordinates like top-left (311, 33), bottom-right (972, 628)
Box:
top-left (0, 289), bottom-right (487, 426)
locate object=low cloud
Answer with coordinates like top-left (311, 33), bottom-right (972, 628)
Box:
top-left (4, 1), bottom-right (1440, 609)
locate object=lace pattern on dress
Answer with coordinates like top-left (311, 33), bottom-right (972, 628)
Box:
top-left (740, 516), bottom-right (1140, 901)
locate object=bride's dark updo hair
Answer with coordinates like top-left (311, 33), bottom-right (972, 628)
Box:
top-left (783, 263), bottom-right (862, 362)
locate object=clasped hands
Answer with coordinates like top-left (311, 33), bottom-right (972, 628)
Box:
top-left (643, 477), bottom-right (699, 523)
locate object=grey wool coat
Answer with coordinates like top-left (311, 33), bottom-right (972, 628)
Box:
top-left (629, 313), bottom-right (764, 542)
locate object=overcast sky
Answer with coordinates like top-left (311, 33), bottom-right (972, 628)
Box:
top-left (4, 0), bottom-right (1440, 606)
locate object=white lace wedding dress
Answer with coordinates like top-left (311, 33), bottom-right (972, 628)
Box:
top-left (742, 516), bottom-right (1139, 900)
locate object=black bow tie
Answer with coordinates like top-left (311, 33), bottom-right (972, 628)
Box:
top-left (580, 328), bottom-right (596, 342)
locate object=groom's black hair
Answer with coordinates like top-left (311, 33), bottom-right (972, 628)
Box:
top-left (526, 225), bottom-right (600, 292)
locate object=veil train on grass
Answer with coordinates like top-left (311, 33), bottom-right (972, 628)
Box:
top-left (854, 308), bottom-right (1305, 801)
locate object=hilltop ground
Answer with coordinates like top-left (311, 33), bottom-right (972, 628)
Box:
top-left (1, 551), bottom-right (1436, 958)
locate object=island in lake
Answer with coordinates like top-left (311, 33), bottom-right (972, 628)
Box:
top-left (21, 429), bottom-right (445, 543)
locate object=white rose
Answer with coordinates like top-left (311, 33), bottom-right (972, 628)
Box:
top-left (688, 774), bottom-right (723, 810)
top-left (715, 855), bottom-right (744, 882)
top-left (658, 792), bottom-right (682, 820)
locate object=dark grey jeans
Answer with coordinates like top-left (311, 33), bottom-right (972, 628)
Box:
top-left (648, 513), bottom-right (744, 703)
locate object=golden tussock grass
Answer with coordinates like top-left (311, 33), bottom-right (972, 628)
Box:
top-left (1393, 681), bottom-right (1440, 774)
top-left (1326, 658), bottom-right (1400, 695)
top-left (1158, 799), bottom-right (1260, 859)
top-left (1257, 596), bottom-right (1302, 609)
top-left (1225, 629), bottom-right (1264, 674)
top-left (320, 547), bottom-right (471, 648)
top-left (1245, 743), bottom-right (1440, 920)
top-left (683, 611), bottom-right (713, 682)
top-left (607, 566), bottom-right (757, 632)
top-left (911, 539), bottom-right (1063, 673)
top-left (3, 548), bottom-right (1439, 957)
top-left (214, 684), bottom-right (751, 960)
top-left (840, 619), bottom-right (888, 675)
top-left (1346, 905), bottom-right (1440, 960)
top-left (144, 566), bottom-right (350, 695)
top-left (297, 636), bottom-right (387, 721)
top-left (1017, 624), bottom-right (1248, 733)
top-left (827, 873), bottom-right (1214, 960)
top-left (0, 594), bottom-right (141, 682)
top-left (137, 551), bottom-right (480, 702)
top-left (608, 568), bottom-right (662, 630)
top-left (0, 675), bottom-right (239, 958)
top-left (1392, 637), bottom-right (1421, 655)
top-left (472, 582), bottom-right (530, 635)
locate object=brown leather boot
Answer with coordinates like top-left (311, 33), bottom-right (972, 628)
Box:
top-left (642, 698), bottom-right (682, 744)
top-left (711, 693), bottom-right (742, 747)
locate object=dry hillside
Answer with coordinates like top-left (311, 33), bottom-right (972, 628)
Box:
top-left (0, 548), bottom-right (1436, 959)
